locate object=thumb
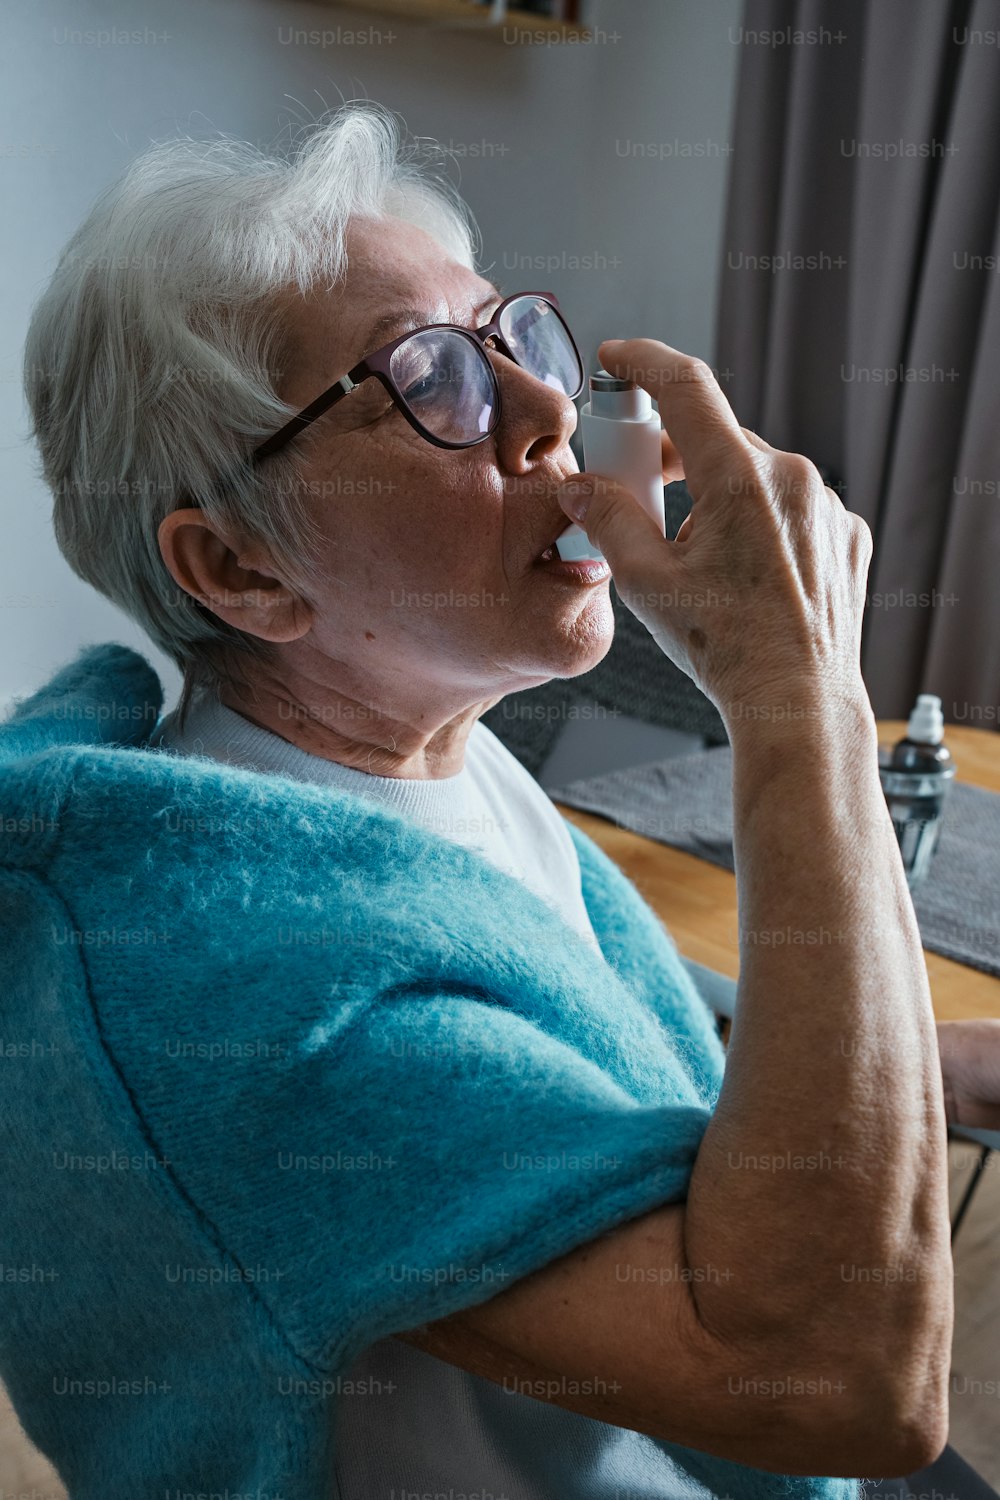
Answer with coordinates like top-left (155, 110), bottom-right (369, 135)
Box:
top-left (555, 473), bottom-right (670, 581)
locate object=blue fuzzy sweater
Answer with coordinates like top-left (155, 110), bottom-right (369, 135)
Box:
top-left (0, 643), bottom-right (861, 1499)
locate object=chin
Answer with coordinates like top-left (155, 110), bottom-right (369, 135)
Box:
top-left (532, 594), bottom-right (617, 679)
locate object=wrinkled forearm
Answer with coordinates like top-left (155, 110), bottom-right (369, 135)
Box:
top-left (683, 686), bottom-right (953, 1428)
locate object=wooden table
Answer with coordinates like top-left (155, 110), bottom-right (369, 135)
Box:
top-left (554, 720), bottom-right (1000, 1024)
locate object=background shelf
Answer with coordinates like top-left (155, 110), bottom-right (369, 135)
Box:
top-left (304, 0), bottom-right (591, 41)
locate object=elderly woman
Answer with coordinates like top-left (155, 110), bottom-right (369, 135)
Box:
top-left (2, 103), bottom-right (998, 1500)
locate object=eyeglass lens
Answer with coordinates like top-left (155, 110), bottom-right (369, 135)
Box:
top-left (387, 295), bottom-right (581, 445)
top-left (389, 329), bottom-right (497, 446)
top-left (498, 297), bottom-right (582, 399)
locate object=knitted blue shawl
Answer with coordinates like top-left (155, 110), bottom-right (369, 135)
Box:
top-left (0, 643), bottom-right (861, 1499)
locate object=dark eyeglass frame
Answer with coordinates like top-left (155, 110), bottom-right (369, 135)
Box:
top-left (250, 289), bottom-right (584, 461)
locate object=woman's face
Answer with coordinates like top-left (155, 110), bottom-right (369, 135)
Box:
top-left (273, 215), bottom-right (616, 708)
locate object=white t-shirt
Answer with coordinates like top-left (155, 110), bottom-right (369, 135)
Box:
top-left (150, 689), bottom-right (602, 954)
top-left (149, 689), bottom-right (706, 1500)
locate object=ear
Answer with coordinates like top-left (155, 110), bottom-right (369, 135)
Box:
top-left (156, 508), bottom-right (313, 644)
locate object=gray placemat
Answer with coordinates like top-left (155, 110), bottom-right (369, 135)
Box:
top-left (551, 745), bottom-right (1000, 981)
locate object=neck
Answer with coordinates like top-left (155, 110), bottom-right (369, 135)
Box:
top-left (216, 667), bottom-right (502, 780)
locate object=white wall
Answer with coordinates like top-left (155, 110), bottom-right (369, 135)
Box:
top-left (0, 0), bottom-right (742, 711)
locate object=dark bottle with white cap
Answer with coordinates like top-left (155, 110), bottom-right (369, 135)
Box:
top-left (878, 694), bottom-right (955, 889)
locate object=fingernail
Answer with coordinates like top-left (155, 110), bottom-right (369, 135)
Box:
top-left (560, 478), bottom-right (593, 522)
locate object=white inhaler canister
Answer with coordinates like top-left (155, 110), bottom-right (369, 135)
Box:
top-left (555, 369), bottom-right (666, 562)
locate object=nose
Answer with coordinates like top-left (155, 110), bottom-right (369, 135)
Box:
top-left (489, 347), bottom-right (578, 470)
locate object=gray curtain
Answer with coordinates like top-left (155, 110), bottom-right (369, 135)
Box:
top-left (716, 0), bottom-right (1000, 724)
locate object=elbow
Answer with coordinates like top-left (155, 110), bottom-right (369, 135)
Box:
top-left (813, 1267), bottom-right (954, 1475)
top-left (759, 1303), bottom-right (953, 1477)
top-left (806, 1354), bottom-right (951, 1478)
top-left (837, 1402), bottom-right (948, 1481)
top-left (872, 1362), bottom-right (951, 1474)
top-left (853, 1296), bottom-right (953, 1475)
top-left (688, 1264), bottom-right (954, 1477)
top-left (892, 1420), bottom-right (950, 1479)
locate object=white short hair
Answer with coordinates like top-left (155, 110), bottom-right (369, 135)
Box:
top-left (23, 102), bottom-right (479, 724)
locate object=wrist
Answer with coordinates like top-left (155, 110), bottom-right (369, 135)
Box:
top-left (722, 673), bottom-right (877, 755)
top-left (724, 679), bottom-right (887, 835)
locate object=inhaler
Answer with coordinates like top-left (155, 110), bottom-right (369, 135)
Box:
top-left (555, 369), bottom-right (666, 562)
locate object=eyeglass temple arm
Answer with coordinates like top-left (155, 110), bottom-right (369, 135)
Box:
top-left (251, 372), bottom-right (361, 464)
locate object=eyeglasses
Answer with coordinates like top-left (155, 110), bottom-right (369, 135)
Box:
top-left (250, 290), bottom-right (585, 461)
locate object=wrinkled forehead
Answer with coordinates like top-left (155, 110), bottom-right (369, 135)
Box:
top-left (276, 216), bottom-right (496, 396)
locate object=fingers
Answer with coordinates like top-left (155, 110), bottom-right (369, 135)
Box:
top-left (658, 419), bottom-right (768, 494)
top-left (666, 426), bottom-right (768, 510)
top-left (661, 428), bottom-right (684, 483)
top-left (555, 473), bottom-right (674, 589)
top-left (740, 427), bottom-right (775, 456)
top-left (598, 338), bottom-right (752, 500)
